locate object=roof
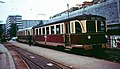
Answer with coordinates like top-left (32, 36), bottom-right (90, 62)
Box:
top-left (33, 14), bottom-right (106, 28)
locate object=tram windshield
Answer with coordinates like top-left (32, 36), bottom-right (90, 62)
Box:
top-left (86, 21), bottom-right (96, 33)
top-left (97, 21), bottom-right (106, 32)
top-left (75, 22), bottom-right (82, 33)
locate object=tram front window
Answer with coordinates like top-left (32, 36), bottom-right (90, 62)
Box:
top-left (75, 22), bottom-right (82, 33)
top-left (86, 21), bottom-right (96, 33)
top-left (97, 21), bottom-right (106, 32)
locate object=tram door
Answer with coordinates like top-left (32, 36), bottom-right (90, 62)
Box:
top-left (65, 23), bottom-right (71, 46)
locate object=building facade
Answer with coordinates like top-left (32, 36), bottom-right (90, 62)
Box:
top-left (22, 20), bottom-right (48, 28)
top-left (6, 15), bottom-right (22, 34)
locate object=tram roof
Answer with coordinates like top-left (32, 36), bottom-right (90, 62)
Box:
top-left (33, 14), bottom-right (106, 28)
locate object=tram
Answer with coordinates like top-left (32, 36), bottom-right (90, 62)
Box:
top-left (17, 14), bottom-right (107, 50)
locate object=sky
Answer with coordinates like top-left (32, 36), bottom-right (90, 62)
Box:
top-left (0, 0), bottom-right (92, 24)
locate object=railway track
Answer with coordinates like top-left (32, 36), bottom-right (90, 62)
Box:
top-left (70, 48), bottom-right (120, 63)
top-left (3, 43), bottom-right (72, 69)
top-left (3, 42), bottom-right (120, 69)
top-left (102, 49), bottom-right (120, 63)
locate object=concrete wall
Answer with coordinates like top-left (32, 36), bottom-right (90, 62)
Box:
top-left (117, 0), bottom-right (120, 24)
top-left (84, 0), bottom-right (119, 25)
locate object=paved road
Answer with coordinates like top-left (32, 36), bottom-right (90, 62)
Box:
top-left (10, 41), bottom-right (120, 69)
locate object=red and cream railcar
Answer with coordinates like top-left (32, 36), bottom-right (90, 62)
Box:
top-left (32, 14), bottom-right (107, 50)
top-left (17, 27), bottom-right (33, 43)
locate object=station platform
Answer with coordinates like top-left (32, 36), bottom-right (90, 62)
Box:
top-left (0, 43), bottom-right (15, 69)
top-left (9, 41), bottom-right (120, 69)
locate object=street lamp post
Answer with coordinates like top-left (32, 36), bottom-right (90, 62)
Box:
top-left (67, 3), bottom-right (71, 46)
top-left (63, 2), bottom-right (71, 46)
top-left (67, 3), bottom-right (70, 33)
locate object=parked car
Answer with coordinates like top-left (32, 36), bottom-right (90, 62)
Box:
top-left (11, 37), bottom-right (18, 41)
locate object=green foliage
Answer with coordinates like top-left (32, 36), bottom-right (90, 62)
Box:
top-left (0, 25), bottom-right (3, 38)
top-left (9, 23), bottom-right (18, 37)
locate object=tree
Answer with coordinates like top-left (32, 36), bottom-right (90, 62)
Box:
top-left (9, 23), bottom-right (18, 37)
top-left (0, 24), bottom-right (3, 38)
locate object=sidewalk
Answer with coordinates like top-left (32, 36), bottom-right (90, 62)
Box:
top-left (0, 43), bottom-right (15, 69)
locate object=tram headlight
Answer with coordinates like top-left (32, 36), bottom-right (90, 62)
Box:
top-left (87, 35), bottom-right (91, 39)
top-left (105, 35), bottom-right (108, 38)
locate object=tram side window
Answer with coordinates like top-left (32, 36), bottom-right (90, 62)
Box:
top-left (36, 29), bottom-right (38, 35)
top-left (26, 30), bottom-right (27, 35)
top-left (97, 21), bottom-right (106, 32)
top-left (46, 27), bottom-right (49, 34)
top-left (51, 26), bottom-right (54, 34)
top-left (33, 29), bottom-right (35, 35)
top-left (86, 21), bottom-right (96, 33)
top-left (56, 25), bottom-right (60, 34)
top-left (61, 24), bottom-right (63, 34)
top-left (42, 28), bottom-right (45, 35)
top-left (66, 23), bottom-right (70, 34)
top-left (75, 22), bottom-right (82, 33)
top-left (39, 28), bottom-right (41, 35)
top-left (28, 31), bottom-right (30, 35)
